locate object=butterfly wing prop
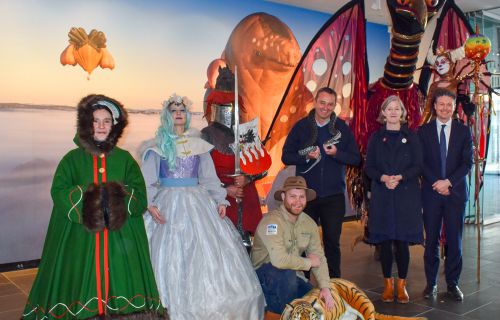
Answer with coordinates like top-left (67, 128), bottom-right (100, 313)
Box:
top-left (264, 0), bottom-right (368, 177)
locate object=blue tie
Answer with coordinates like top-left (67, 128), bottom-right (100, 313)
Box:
top-left (440, 124), bottom-right (447, 178)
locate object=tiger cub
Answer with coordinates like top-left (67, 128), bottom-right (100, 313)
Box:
top-left (281, 279), bottom-right (427, 320)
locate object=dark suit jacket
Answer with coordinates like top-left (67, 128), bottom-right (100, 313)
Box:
top-left (418, 119), bottom-right (473, 203)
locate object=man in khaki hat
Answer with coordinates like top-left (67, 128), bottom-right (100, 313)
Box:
top-left (251, 176), bottom-right (334, 314)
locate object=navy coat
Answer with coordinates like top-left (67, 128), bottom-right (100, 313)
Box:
top-left (364, 125), bottom-right (424, 244)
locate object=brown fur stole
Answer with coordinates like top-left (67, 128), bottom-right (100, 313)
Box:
top-left (83, 182), bottom-right (127, 232)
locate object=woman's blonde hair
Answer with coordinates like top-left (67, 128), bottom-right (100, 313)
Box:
top-left (376, 95), bottom-right (407, 124)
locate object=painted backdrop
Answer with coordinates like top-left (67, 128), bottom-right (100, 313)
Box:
top-left (0, 0), bottom-right (389, 265)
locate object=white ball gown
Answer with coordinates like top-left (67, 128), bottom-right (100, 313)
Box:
top-left (140, 132), bottom-right (265, 320)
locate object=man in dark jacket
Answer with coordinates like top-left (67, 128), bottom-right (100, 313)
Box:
top-left (282, 87), bottom-right (361, 278)
top-left (418, 88), bottom-right (473, 301)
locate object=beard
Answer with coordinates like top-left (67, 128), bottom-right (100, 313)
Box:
top-left (283, 200), bottom-right (305, 216)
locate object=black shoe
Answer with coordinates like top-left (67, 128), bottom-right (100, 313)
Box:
top-left (423, 285), bottom-right (437, 299)
top-left (447, 285), bottom-right (464, 301)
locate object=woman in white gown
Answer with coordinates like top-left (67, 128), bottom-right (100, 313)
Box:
top-left (141, 94), bottom-right (265, 320)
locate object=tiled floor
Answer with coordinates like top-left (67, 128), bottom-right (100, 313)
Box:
top-left (0, 268), bottom-right (37, 319)
top-left (2, 222), bottom-right (500, 319)
top-left (342, 221), bottom-right (500, 320)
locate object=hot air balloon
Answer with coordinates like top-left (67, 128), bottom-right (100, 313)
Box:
top-left (60, 27), bottom-right (115, 77)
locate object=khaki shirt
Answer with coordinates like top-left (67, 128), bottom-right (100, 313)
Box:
top-left (251, 205), bottom-right (330, 289)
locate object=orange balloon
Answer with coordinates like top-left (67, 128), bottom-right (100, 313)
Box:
top-left (99, 48), bottom-right (115, 70)
top-left (73, 44), bottom-right (103, 74)
top-left (60, 45), bottom-right (77, 66)
top-left (205, 59), bottom-right (227, 89)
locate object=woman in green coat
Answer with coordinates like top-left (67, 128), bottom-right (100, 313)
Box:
top-left (22, 94), bottom-right (165, 319)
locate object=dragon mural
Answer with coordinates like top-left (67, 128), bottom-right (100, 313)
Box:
top-left (204, 13), bottom-right (302, 180)
top-left (206, 12), bottom-right (301, 139)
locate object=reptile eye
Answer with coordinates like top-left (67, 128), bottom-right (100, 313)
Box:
top-left (256, 50), bottom-right (262, 57)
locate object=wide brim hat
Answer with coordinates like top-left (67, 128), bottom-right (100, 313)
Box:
top-left (274, 176), bottom-right (316, 202)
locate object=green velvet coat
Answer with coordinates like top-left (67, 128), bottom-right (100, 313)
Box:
top-left (22, 145), bottom-right (163, 319)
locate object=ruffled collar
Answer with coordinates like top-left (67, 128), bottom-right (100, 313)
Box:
top-left (175, 129), bottom-right (213, 157)
top-left (139, 128), bottom-right (213, 161)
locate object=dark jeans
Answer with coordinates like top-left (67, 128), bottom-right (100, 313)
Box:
top-left (255, 263), bottom-right (313, 314)
top-left (304, 193), bottom-right (345, 278)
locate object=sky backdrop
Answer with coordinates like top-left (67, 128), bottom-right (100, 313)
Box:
top-left (0, 0), bottom-right (388, 112)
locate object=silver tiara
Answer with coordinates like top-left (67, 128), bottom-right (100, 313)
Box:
top-left (164, 93), bottom-right (192, 109)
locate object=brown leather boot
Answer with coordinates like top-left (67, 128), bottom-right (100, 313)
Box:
top-left (382, 278), bottom-right (394, 302)
top-left (396, 278), bottom-right (409, 303)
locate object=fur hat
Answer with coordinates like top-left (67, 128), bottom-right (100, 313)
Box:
top-left (274, 176), bottom-right (316, 202)
top-left (77, 94), bottom-right (128, 155)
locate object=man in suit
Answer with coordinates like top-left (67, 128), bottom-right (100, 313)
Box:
top-left (418, 88), bottom-right (473, 301)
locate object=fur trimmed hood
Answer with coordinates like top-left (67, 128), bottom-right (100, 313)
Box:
top-left (76, 94), bottom-right (128, 155)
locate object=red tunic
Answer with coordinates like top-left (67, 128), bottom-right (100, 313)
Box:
top-left (210, 150), bottom-right (262, 234)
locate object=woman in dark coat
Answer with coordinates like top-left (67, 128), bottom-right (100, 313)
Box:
top-left (365, 95), bottom-right (423, 304)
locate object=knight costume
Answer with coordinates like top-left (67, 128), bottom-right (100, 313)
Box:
top-left (201, 90), bottom-right (263, 235)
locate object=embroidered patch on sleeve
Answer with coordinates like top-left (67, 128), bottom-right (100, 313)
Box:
top-left (266, 224), bottom-right (278, 235)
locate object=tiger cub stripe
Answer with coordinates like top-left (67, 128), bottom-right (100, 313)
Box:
top-left (281, 279), bottom-right (427, 320)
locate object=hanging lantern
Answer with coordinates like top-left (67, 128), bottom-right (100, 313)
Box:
top-left (464, 26), bottom-right (491, 62)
